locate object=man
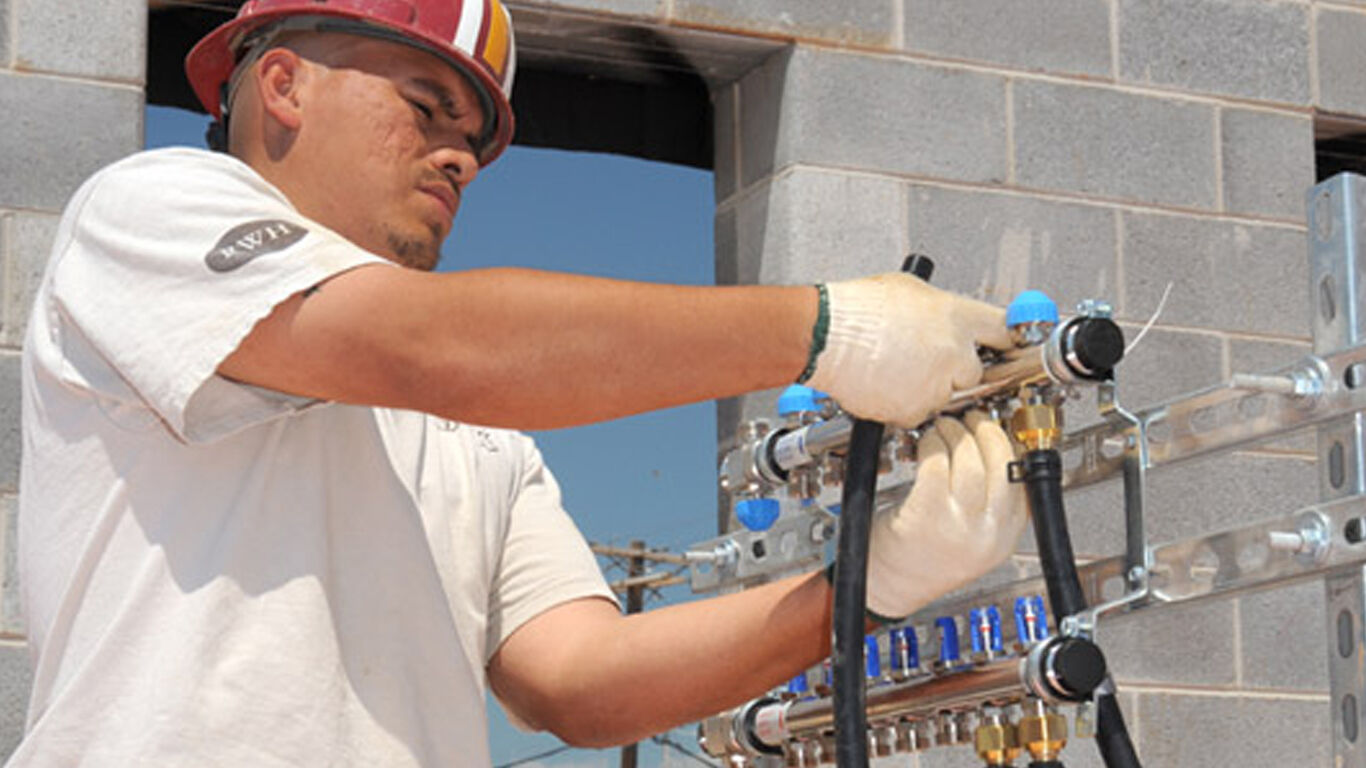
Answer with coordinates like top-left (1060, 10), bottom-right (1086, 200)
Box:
top-left (14, 0), bottom-right (1026, 765)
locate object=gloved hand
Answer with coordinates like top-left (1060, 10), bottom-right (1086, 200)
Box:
top-left (804, 273), bottom-right (1011, 428)
top-left (865, 410), bottom-right (1027, 620)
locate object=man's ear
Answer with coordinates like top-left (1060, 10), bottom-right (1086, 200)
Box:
top-left (256, 48), bottom-right (307, 132)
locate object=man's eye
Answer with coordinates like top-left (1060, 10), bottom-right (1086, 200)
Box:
top-left (409, 100), bottom-right (434, 120)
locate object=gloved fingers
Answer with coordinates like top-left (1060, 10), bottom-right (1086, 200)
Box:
top-left (937, 416), bottom-right (986, 516)
top-left (907, 424), bottom-right (951, 516)
top-left (948, 348), bottom-right (987, 391)
top-left (952, 295), bottom-right (1012, 350)
top-left (964, 410), bottom-right (1020, 520)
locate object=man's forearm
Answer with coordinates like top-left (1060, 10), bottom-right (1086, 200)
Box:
top-left (488, 571), bottom-right (833, 748)
top-left (223, 265), bottom-right (819, 429)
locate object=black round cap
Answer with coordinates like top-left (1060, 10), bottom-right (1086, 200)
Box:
top-left (1070, 319), bottom-right (1125, 375)
top-left (1048, 637), bottom-right (1108, 699)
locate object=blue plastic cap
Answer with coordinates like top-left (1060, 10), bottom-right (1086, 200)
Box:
top-left (735, 498), bottom-right (781, 531)
top-left (787, 672), bottom-right (809, 695)
top-left (936, 617), bottom-right (961, 663)
top-left (1014, 595), bottom-right (1049, 643)
top-left (865, 635), bottom-right (882, 679)
top-left (1006, 290), bottom-right (1059, 327)
top-left (777, 384), bottom-right (828, 416)
top-left (890, 627), bottom-right (920, 671)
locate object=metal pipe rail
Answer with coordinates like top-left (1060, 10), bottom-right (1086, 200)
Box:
top-left (699, 635), bottom-right (1105, 761)
top-left (909, 493), bottom-right (1365, 641)
top-left (697, 491), bottom-right (1366, 764)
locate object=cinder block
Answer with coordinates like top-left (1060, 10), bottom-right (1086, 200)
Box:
top-left (1, 494), bottom-right (18, 636)
top-left (1113, 326), bottom-right (1225, 413)
top-left (1120, 212), bottom-right (1308, 336)
top-left (905, 184), bottom-right (1118, 308)
top-left (738, 168), bottom-right (907, 284)
top-left (0, 1), bottom-right (10, 67)
top-left (1316, 8), bottom-right (1366, 116)
top-left (0, 353), bottom-right (17, 494)
top-left (673, 0), bottom-right (896, 47)
top-left (738, 48), bottom-right (788, 189)
top-left (1057, 448), bottom-right (1316, 560)
top-left (1, 213), bottom-right (58, 348)
top-left (713, 83), bottom-right (738, 203)
top-left (1117, 0), bottom-right (1309, 105)
top-left (1133, 692), bottom-right (1329, 767)
top-left (1230, 337), bottom-right (1313, 376)
top-left (1221, 108), bottom-right (1315, 221)
top-left (744, 47), bottom-right (1009, 187)
top-left (1240, 580), bottom-right (1328, 692)
top-left (0, 641), bottom-right (28, 759)
top-left (905, 0), bottom-right (1111, 79)
top-left (0, 73), bottom-right (142, 211)
top-left (1099, 597), bottom-right (1238, 687)
top-left (12, 0), bottom-right (145, 81)
top-left (1013, 81), bottom-right (1217, 209)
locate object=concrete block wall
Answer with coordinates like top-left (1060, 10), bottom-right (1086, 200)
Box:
top-left (0, 0), bottom-right (147, 757)
top-left (667, 0), bottom-right (1350, 763)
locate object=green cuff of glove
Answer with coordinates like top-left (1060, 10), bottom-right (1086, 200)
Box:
top-left (821, 562), bottom-right (904, 627)
top-left (796, 284), bottom-right (830, 384)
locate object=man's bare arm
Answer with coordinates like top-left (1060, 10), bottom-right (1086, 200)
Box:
top-left (220, 265), bottom-right (816, 429)
top-left (485, 571), bottom-right (832, 748)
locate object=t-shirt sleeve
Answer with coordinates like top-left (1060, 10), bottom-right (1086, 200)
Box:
top-left (44, 149), bottom-right (390, 443)
top-left (485, 436), bottom-right (619, 659)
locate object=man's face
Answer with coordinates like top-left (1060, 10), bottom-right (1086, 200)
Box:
top-left (292, 38), bottom-right (487, 271)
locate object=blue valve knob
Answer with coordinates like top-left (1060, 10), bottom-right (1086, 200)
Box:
top-left (734, 498), bottom-right (780, 531)
top-left (969, 606), bottom-right (1003, 654)
top-left (865, 635), bottom-right (882, 679)
top-left (890, 626), bottom-right (920, 673)
top-left (787, 670), bottom-right (810, 696)
top-left (777, 384), bottom-right (829, 417)
top-left (1014, 596), bottom-right (1049, 642)
top-left (936, 617), bottom-right (961, 664)
top-left (1006, 290), bottom-right (1059, 327)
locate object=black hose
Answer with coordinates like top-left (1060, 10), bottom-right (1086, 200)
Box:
top-left (1095, 689), bottom-right (1142, 768)
top-left (1020, 450), bottom-right (1086, 619)
top-left (831, 418), bottom-right (883, 768)
top-left (831, 255), bottom-right (933, 768)
top-left (1019, 448), bottom-right (1143, 768)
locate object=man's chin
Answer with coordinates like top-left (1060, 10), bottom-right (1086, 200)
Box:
top-left (385, 232), bottom-right (443, 271)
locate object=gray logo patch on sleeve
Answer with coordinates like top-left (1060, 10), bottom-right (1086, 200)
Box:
top-left (205, 219), bottom-right (308, 272)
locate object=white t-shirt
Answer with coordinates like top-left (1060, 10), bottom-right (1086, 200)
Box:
top-left (15, 148), bottom-right (616, 767)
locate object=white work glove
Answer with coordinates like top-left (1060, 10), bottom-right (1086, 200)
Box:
top-left (865, 410), bottom-right (1028, 621)
top-left (804, 273), bottom-right (1011, 428)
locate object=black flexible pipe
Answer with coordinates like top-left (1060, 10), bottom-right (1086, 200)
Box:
top-left (1095, 689), bottom-right (1142, 768)
top-left (830, 419), bottom-right (883, 768)
top-left (831, 255), bottom-right (934, 768)
top-left (1021, 451), bottom-right (1086, 619)
top-left (1020, 448), bottom-right (1143, 768)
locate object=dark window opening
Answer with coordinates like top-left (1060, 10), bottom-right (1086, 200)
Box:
top-left (1315, 114), bottom-right (1366, 183)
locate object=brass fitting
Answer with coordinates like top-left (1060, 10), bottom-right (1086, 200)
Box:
top-left (1010, 386), bottom-right (1062, 451)
top-left (974, 711), bottom-right (1021, 766)
top-left (1017, 700), bottom-right (1068, 762)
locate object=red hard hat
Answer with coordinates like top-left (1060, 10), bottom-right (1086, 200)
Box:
top-left (185, 0), bottom-right (516, 165)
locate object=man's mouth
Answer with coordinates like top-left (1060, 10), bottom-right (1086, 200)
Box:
top-left (420, 182), bottom-right (459, 218)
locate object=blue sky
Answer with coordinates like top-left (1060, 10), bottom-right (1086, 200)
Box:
top-left (147, 106), bottom-right (723, 767)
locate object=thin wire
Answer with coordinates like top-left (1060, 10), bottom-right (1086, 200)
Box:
top-left (1124, 281), bottom-right (1174, 355)
top-left (651, 733), bottom-right (718, 766)
top-left (492, 744), bottom-right (572, 768)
